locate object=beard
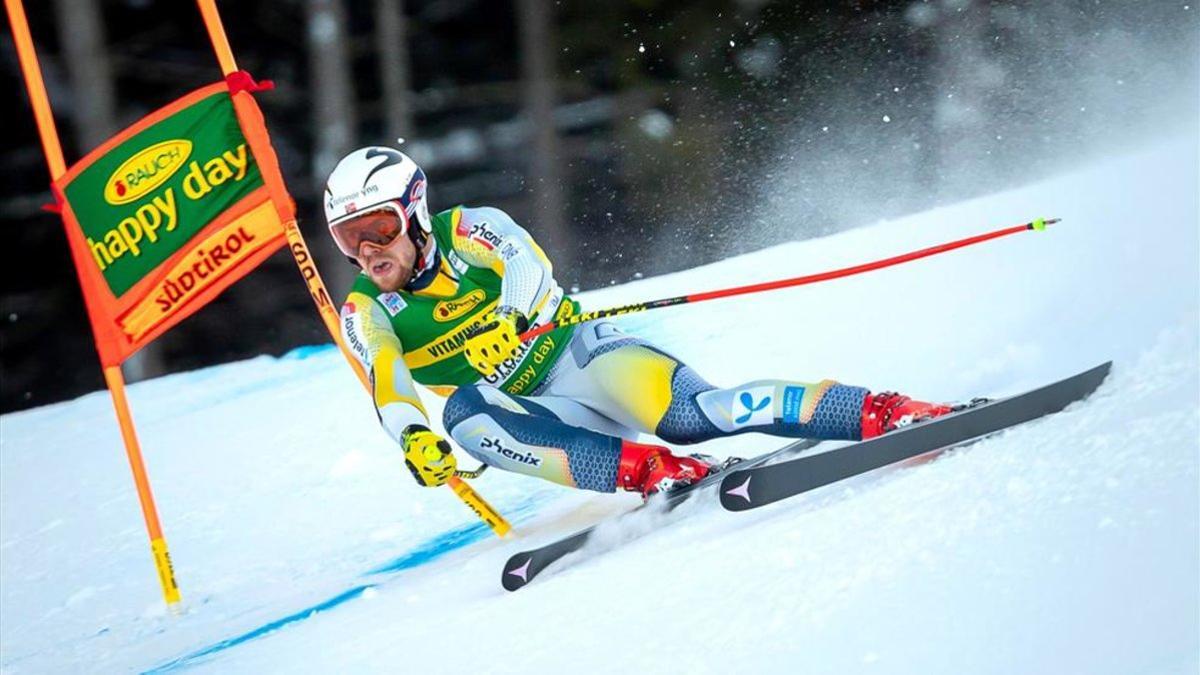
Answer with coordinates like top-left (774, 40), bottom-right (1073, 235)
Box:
top-left (361, 241), bottom-right (417, 291)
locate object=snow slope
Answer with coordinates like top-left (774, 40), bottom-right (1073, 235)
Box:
top-left (1, 139), bottom-right (1197, 674)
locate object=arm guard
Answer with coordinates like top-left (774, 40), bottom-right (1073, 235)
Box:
top-left (341, 293), bottom-right (429, 444)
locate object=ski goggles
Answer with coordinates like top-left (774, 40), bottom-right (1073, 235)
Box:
top-left (328, 202), bottom-right (411, 258)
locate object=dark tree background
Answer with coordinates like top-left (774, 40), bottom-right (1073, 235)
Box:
top-left (1, 0), bottom-right (1194, 412)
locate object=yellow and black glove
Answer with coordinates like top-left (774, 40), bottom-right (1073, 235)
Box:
top-left (402, 425), bottom-right (458, 487)
top-left (462, 307), bottom-right (529, 377)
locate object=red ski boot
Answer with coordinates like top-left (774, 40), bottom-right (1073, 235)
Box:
top-left (860, 391), bottom-right (955, 439)
top-left (617, 440), bottom-right (714, 497)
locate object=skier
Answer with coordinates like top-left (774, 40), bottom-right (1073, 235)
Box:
top-left (328, 146), bottom-right (955, 497)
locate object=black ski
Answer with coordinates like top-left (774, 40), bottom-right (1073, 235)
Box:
top-left (719, 361), bottom-right (1112, 511)
top-left (501, 438), bottom-right (824, 591)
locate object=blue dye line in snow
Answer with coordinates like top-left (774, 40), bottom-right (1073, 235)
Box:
top-left (146, 495), bottom-right (545, 673)
top-left (144, 585), bottom-right (374, 673)
top-left (367, 520), bottom-right (493, 575)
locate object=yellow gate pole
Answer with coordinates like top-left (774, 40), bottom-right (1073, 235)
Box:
top-left (195, 0), bottom-right (511, 537)
top-left (5, 0), bottom-right (182, 608)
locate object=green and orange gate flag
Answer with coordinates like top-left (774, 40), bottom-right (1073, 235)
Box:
top-left (51, 79), bottom-right (290, 365)
top-left (8, 0), bottom-right (510, 610)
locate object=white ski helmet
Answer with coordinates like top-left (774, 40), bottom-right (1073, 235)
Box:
top-left (323, 146), bottom-right (432, 260)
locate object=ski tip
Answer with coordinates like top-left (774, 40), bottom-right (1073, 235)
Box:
top-left (1087, 360), bottom-right (1114, 385)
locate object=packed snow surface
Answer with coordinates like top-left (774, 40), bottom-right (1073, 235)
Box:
top-left (2, 141), bottom-right (1197, 674)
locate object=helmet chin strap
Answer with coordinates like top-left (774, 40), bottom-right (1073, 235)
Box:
top-left (408, 218), bottom-right (427, 250)
top-left (405, 230), bottom-right (438, 288)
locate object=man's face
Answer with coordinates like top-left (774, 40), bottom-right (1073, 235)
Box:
top-left (347, 212), bottom-right (418, 292)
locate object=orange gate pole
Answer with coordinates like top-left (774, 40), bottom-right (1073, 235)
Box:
top-left (4, 0), bottom-right (182, 608)
top-left (195, 0), bottom-right (511, 537)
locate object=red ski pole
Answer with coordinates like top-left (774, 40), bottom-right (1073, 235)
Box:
top-left (520, 217), bottom-right (1058, 342)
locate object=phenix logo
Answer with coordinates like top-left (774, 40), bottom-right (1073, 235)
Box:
top-left (464, 222), bottom-right (503, 250)
top-left (480, 436), bottom-right (542, 467)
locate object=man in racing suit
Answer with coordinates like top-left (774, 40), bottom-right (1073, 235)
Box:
top-left (329, 147), bottom-right (953, 496)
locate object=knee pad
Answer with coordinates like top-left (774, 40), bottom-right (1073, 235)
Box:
top-left (655, 364), bottom-right (721, 444)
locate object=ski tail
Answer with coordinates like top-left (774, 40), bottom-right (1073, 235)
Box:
top-left (500, 438), bottom-right (824, 591)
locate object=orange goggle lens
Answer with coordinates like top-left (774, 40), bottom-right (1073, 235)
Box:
top-left (330, 208), bottom-right (410, 257)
